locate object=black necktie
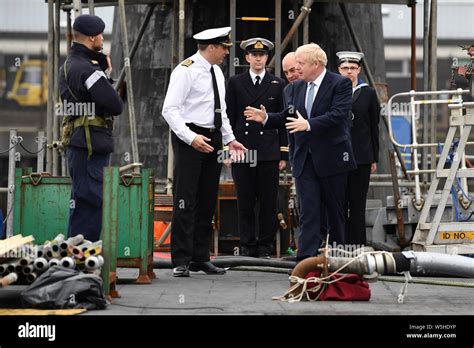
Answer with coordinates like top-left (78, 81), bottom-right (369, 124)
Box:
top-left (210, 66), bottom-right (222, 129)
top-left (255, 75), bottom-right (261, 88)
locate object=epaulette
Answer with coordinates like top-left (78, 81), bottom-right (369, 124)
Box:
top-left (271, 80), bottom-right (280, 84)
top-left (90, 60), bottom-right (99, 65)
top-left (181, 59), bottom-right (194, 67)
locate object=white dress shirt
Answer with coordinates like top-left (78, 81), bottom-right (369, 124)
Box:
top-left (303, 68), bottom-right (326, 131)
top-left (162, 51), bottom-right (235, 145)
top-left (249, 70), bottom-right (266, 85)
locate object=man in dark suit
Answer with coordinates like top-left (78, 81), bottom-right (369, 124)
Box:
top-left (337, 51), bottom-right (380, 246)
top-left (244, 43), bottom-right (356, 260)
top-left (226, 38), bottom-right (288, 258)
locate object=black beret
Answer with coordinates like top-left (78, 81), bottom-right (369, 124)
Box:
top-left (73, 15), bottom-right (105, 36)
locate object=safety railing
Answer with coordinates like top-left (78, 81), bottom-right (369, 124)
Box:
top-left (387, 89), bottom-right (471, 208)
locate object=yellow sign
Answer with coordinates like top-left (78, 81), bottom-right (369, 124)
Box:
top-left (440, 232), bottom-right (474, 240)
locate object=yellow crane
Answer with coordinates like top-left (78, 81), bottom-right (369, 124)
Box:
top-left (7, 59), bottom-right (48, 107)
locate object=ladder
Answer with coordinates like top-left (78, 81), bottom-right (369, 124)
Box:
top-left (412, 101), bottom-right (474, 254)
top-left (229, 0), bottom-right (282, 77)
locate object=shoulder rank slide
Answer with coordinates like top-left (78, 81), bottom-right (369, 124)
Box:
top-left (90, 60), bottom-right (99, 65)
top-left (181, 59), bottom-right (194, 67)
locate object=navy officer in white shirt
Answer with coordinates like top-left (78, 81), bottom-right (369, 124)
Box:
top-left (162, 26), bottom-right (246, 277)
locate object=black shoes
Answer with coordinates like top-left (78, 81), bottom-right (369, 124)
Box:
top-left (189, 261), bottom-right (226, 275)
top-left (173, 265), bottom-right (190, 277)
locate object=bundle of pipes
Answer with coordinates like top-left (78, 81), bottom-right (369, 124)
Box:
top-left (0, 233), bottom-right (104, 288)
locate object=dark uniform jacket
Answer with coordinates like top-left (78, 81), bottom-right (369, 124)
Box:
top-left (350, 84), bottom-right (380, 164)
top-left (226, 71), bottom-right (288, 161)
top-left (59, 43), bottom-right (123, 154)
top-left (266, 71), bottom-right (356, 178)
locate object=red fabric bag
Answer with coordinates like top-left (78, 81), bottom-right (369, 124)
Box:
top-left (304, 270), bottom-right (371, 301)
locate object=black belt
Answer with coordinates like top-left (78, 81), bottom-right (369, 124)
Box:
top-left (186, 123), bottom-right (219, 134)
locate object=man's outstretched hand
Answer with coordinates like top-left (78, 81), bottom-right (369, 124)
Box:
top-left (286, 110), bottom-right (309, 133)
top-left (228, 140), bottom-right (247, 162)
top-left (244, 105), bottom-right (267, 123)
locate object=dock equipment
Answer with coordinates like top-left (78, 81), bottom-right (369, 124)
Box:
top-left (12, 167), bottom-right (155, 298)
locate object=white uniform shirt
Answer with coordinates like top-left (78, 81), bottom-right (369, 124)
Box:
top-left (249, 70), bottom-right (266, 85)
top-left (162, 51), bottom-right (235, 146)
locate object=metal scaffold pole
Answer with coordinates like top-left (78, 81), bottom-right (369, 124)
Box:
top-left (6, 129), bottom-right (18, 238)
top-left (118, 0), bottom-right (140, 170)
top-left (46, 0), bottom-right (54, 174)
top-left (53, 0), bottom-right (60, 176)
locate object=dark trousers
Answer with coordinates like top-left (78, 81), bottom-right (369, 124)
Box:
top-left (67, 147), bottom-right (109, 242)
top-left (170, 131), bottom-right (222, 267)
top-left (232, 161), bottom-right (279, 254)
top-left (345, 164), bottom-right (371, 245)
top-left (295, 154), bottom-right (347, 259)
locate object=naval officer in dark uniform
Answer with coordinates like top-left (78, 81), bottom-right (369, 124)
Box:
top-left (162, 27), bottom-right (247, 277)
top-left (59, 14), bottom-right (123, 242)
top-left (226, 38), bottom-right (288, 258)
top-left (337, 51), bottom-right (380, 246)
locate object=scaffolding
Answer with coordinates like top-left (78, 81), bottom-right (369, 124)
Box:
top-left (5, 0), bottom-right (431, 240)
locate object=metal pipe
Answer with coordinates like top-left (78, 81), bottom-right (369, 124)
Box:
top-left (156, 222), bottom-right (172, 247)
top-left (7, 260), bottom-right (22, 273)
top-left (422, 0), bottom-right (430, 181)
top-left (19, 256), bottom-right (33, 267)
top-left (88, 0), bottom-right (95, 15)
top-left (268, 0), bottom-right (313, 68)
top-left (369, 182), bottom-right (421, 187)
top-left (410, 3), bottom-right (416, 90)
top-left (83, 241), bottom-right (102, 258)
top-left (429, 0), bottom-right (438, 173)
top-left (299, 252), bottom-right (474, 279)
top-left (26, 273), bottom-right (37, 284)
top-left (114, 4), bottom-right (157, 90)
top-left (51, 233), bottom-right (66, 253)
top-left (274, 0), bottom-right (282, 77)
top-left (292, 0), bottom-right (299, 49)
top-left (52, 0), bottom-right (60, 176)
top-left (46, 0), bottom-right (54, 173)
top-left (404, 251), bottom-right (474, 278)
top-left (34, 258), bottom-right (49, 272)
top-left (410, 95), bottom-right (422, 204)
top-left (60, 234), bottom-right (84, 250)
top-left (0, 273), bottom-right (18, 287)
top-left (72, 241), bottom-right (92, 258)
top-left (22, 265), bottom-right (34, 275)
top-left (303, 5), bottom-right (309, 44)
top-left (73, 0), bottom-right (82, 17)
top-left (178, 0), bottom-right (185, 63)
top-left (49, 258), bottom-right (60, 267)
top-left (61, 257), bottom-right (75, 269)
top-left (85, 255), bottom-right (104, 270)
top-left (119, 162), bottom-right (142, 173)
top-left (118, 0), bottom-right (140, 172)
top-left (6, 129), bottom-right (17, 237)
top-left (37, 131), bottom-right (45, 172)
top-left (66, 9), bottom-right (72, 55)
